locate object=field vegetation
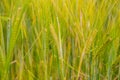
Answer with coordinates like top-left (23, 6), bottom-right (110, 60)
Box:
top-left (0, 0), bottom-right (120, 80)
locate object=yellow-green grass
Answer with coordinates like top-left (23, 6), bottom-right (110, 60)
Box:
top-left (0, 0), bottom-right (120, 80)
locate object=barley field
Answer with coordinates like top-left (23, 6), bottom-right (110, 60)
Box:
top-left (0, 0), bottom-right (120, 80)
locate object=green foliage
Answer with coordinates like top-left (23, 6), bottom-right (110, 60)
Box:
top-left (0, 0), bottom-right (120, 80)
